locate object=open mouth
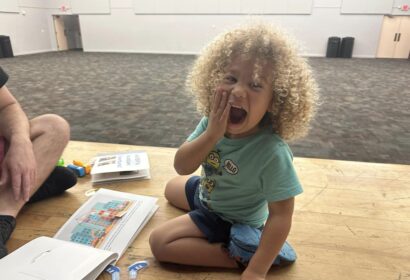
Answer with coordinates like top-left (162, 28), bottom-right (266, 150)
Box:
top-left (229, 107), bottom-right (247, 124)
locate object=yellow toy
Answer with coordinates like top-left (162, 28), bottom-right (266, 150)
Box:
top-left (72, 160), bottom-right (92, 175)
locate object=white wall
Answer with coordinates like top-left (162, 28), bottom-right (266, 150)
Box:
top-left (0, 0), bottom-right (407, 57)
top-left (284, 8), bottom-right (384, 57)
top-left (392, 0), bottom-right (410, 15)
top-left (79, 3), bottom-right (384, 58)
top-left (0, 7), bottom-right (52, 55)
top-left (0, 0), bottom-right (68, 55)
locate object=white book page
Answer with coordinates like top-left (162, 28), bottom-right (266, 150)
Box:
top-left (92, 168), bottom-right (150, 183)
top-left (91, 151), bottom-right (149, 174)
top-left (0, 236), bottom-right (117, 280)
top-left (54, 189), bottom-right (158, 258)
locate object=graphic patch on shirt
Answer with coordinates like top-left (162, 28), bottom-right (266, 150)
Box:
top-left (200, 177), bottom-right (216, 194)
top-left (203, 150), bottom-right (222, 176)
top-left (223, 159), bottom-right (238, 175)
top-left (200, 149), bottom-right (222, 200)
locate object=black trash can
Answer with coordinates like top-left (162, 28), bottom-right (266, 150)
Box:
top-left (0, 36), bottom-right (14, 58)
top-left (340, 37), bottom-right (354, 58)
top-left (326, 37), bottom-right (341, 58)
top-left (0, 43), bottom-right (3, 58)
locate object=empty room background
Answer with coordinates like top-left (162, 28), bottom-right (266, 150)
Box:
top-left (0, 0), bottom-right (409, 57)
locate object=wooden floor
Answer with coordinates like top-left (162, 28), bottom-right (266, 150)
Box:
top-left (7, 141), bottom-right (410, 280)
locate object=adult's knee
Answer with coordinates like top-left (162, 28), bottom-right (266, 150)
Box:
top-left (32, 114), bottom-right (70, 143)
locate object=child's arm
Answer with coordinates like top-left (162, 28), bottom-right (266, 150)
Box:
top-left (173, 134), bottom-right (218, 175)
top-left (241, 198), bottom-right (295, 280)
top-left (174, 90), bottom-right (231, 174)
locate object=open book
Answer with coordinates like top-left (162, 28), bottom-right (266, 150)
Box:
top-left (91, 151), bottom-right (150, 184)
top-left (0, 189), bottom-right (158, 280)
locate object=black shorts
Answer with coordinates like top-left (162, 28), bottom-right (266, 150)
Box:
top-left (186, 176), bottom-right (232, 244)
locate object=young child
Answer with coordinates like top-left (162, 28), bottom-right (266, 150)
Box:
top-left (149, 22), bottom-right (318, 280)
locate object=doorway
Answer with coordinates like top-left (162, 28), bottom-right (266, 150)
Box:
top-left (53, 15), bottom-right (83, 51)
top-left (377, 16), bottom-right (410, 59)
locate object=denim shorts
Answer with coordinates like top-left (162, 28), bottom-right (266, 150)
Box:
top-left (185, 176), bottom-right (232, 244)
top-left (185, 176), bottom-right (297, 268)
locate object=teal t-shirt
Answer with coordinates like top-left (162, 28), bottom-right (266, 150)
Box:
top-left (187, 117), bottom-right (303, 228)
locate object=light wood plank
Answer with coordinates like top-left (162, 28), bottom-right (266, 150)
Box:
top-left (6, 141), bottom-right (410, 280)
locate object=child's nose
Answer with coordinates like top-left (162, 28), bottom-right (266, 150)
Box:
top-left (231, 84), bottom-right (246, 99)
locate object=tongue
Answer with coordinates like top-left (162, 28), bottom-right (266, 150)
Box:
top-left (229, 107), bottom-right (247, 124)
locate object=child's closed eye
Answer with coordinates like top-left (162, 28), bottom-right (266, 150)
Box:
top-left (223, 75), bottom-right (237, 83)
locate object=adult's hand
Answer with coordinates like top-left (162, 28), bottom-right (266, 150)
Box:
top-left (0, 136), bottom-right (36, 202)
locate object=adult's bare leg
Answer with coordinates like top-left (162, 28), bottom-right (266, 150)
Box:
top-left (0, 114), bottom-right (70, 217)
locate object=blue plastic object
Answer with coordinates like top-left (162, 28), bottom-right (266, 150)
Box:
top-left (67, 164), bottom-right (86, 177)
top-left (105, 264), bottom-right (120, 280)
top-left (128, 260), bottom-right (149, 279)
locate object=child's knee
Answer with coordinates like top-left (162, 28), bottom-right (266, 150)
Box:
top-left (164, 179), bottom-right (175, 201)
top-left (164, 177), bottom-right (184, 202)
top-left (149, 228), bottom-right (167, 261)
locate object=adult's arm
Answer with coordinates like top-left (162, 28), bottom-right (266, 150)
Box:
top-left (0, 85), bottom-right (36, 202)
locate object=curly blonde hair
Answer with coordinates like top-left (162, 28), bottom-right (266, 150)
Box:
top-left (186, 22), bottom-right (319, 141)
